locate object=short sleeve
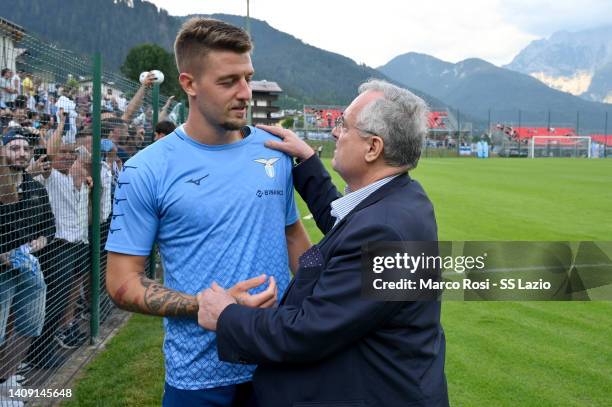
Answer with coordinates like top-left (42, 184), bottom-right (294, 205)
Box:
top-left (104, 160), bottom-right (158, 256)
top-left (284, 157), bottom-right (299, 226)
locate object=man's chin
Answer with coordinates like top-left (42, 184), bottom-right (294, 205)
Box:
top-left (222, 118), bottom-right (247, 131)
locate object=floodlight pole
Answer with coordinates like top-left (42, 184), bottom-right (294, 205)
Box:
top-left (605, 111), bottom-right (609, 158)
top-left (517, 109), bottom-right (522, 156)
top-left (246, 0), bottom-right (252, 126)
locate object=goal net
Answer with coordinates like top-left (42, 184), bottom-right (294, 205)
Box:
top-left (529, 136), bottom-right (592, 158)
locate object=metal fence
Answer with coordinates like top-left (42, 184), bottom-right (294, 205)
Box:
top-left (0, 20), bottom-right (184, 399)
top-left (295, 105), bottom-right (612, 159)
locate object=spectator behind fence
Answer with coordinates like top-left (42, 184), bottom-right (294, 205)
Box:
top-left (0, 129), bottom-right (55, 390)
top-left (32, 111), bottom-right (89, 353)
top-left (154, 120), bottom-right (176, 141)
top-left (0, 69), bottom-right (17, 109)
top-left (102, 117), bottom-right (130, 163)
top-left (55, 88), bottom-right (77, 143)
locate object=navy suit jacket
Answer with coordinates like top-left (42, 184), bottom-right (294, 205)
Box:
top-left (217, 155), bottom-right (448, 407)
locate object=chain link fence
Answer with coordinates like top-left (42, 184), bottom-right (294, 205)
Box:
top-left (1, 19), bottom-right (184, 400)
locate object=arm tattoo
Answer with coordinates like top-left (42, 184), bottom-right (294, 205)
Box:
top-left (111, 274), bottom-right (198, 318)
top-left (140, 275), bottom-right (198, 318)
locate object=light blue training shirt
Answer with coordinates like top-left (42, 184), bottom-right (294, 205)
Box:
top-left (105, 125), bottom-right (298, 389)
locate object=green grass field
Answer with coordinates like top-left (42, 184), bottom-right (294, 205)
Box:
top-left (64, 158), bottom-right (612, 406)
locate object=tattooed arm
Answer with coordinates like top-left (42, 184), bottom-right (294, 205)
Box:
top-left (106, 252), bottom-right (278, 318)
top-left (106, 252), bottom-right (198, 317)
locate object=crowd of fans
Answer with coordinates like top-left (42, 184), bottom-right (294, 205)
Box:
top-left (0, 68), bottom-right (177, 394)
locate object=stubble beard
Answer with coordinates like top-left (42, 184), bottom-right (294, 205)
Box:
top-left (221, 117), bottom-right (247, 131)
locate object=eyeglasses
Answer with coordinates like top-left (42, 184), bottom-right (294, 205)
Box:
top-left (333, 114), bottom-right (376, 136)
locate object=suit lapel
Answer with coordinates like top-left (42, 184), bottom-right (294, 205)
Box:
top-left (280, 173), bottom-right (412, 305)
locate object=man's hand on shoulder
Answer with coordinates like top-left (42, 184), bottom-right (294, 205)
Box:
top-left (258, 124), bottom-right (315, 161)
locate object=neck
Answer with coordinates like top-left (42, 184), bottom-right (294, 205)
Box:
top-left (345, 165), bottom-right (407, 192)
top-left (183, 111), bottom-right (242, 145)
top-left (14, 170), bottom-right (23, 185)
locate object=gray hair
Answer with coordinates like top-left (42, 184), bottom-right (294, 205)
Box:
top-left (356, 79), bottom-right (429, 169)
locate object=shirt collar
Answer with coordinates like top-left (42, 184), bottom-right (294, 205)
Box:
top-left (330, 174), bottom-right (400, 226)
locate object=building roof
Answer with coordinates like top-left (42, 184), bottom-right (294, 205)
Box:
top-left (251, 80), bottom-right (282, 93)
top-left (0, 17), bottom-right (26, 36)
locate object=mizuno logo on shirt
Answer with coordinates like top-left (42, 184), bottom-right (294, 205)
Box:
top-left (186, 174), bottom-right (209, 186)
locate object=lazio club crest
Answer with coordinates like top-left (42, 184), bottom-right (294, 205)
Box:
top-left (254, 158), bottom-right (280, 178)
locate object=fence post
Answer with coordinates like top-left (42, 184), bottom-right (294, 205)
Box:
top-left (90, 51), bottom-right (102, 343)
top-left (147, 84), bottom-right (160, 279)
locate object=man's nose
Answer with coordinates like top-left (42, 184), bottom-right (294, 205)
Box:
top-left (236, 78), bottom-right (252, 101)
top-left (331, 126), bottom-right (340, 141)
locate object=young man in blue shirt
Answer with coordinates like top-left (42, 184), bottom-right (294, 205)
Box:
top-left (105, 18), bottom-right (310, 406)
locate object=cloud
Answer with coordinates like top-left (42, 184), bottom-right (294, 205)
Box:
top-left (497, 0), bottom-right (612, 36)
top-left (146, 0), bottom-right (606, 67)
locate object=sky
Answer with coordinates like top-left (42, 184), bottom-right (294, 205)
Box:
top-left (147, 0), bottom-right (612, 68)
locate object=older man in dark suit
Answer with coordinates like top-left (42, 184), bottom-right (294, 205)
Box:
top-left (198, 79), bottom-right (448, 407)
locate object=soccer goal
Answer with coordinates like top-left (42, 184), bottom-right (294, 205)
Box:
top-left (529, 136), bottom-right (592, 158)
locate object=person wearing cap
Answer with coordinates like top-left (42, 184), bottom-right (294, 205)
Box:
top-left (0, 129), bottom-right (55, 388)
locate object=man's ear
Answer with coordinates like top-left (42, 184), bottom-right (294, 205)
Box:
top-left (364, 135), bottom-right (384, 163)
top-left (178, 73), bottom-right (197, 97)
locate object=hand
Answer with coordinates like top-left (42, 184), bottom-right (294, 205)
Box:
top-left (143, 72), bottom-right (156, 88)
top-left (85, 176), bottom-right (93, 188)
top-left (258, 124), bottom-right (315, 161)
top-left (228, 274), bottom-right (277, 308)
top-left (29, 236), bottom-right (47, 253)
top-left (197, 282), bottom-right (237, 331)
top-left (163, 95), bottom-right (175, 109)
top-left (0, 252), bottom-right (9, 267)
top-left (29, 155), bottom-right (52, 178)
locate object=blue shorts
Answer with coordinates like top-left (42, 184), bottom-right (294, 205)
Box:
top-left (0, 267), bottom-right (47, 343)
top-left (162, 381), bottom-right (257, 407)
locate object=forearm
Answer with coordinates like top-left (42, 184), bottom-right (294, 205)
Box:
top-left (122, 85), bottom-right (146, 122)
top-left (158, 106), bottom-right (170, 122)
top-left (110, 272), bottom-right (198, 318)
top-left (47, 120), bottom-right (64, 156)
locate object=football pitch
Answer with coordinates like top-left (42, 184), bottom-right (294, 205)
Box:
top-left (65, 158), bottom-right (612, 406)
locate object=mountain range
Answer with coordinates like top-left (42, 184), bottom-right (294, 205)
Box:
top-left (378, 52), bottom-right (611, 132)
top-left (0, 0), bottom-right (444, 109)
top-left (1, 0), bottom-right (611, 131)
top-left (505, 25), bottom-right (612, 103)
